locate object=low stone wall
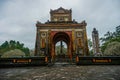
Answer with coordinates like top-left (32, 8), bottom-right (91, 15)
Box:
top-left (0, 56), bottom-right (120, 67)
top-left (76, 56), bottom-right (120, 65)
top-left (0, 56), bottom-right (47, 67)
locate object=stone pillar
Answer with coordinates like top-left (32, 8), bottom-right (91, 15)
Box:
top-left (92, 28), bottom-right (100, 54)
top-left (72, 30), bottom-right (75, 56)
top-left (34, 29), bottom-right (38, 56)
top-left (51, 43), bottom-right (54, 60)
top-left (48, 30), bottom-right (51, 57)
top-left (35, 28), bottom-right (40, 56)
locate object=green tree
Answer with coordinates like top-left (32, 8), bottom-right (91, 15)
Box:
top-left (100, 25), bottom-right (120, 53)
top-left (22, 47), bottom-right (30, 56)
top-left (104, 41), bottom-right (120, 56)
top-left (1, 49), bottom-right (25, 58)
top-left (115, 25), bottom-right (120, 37)
top-left (10, 40), bottom-right (16, 49)
top-left (0, 41), bottom-right (9, 55)
top-left (100, 31), bottom-right (113, 42)
top-left (88, 39), bottom-right (93, 55)
top-left (0, 40), bottom-right (30, 57)
top-left (55, 45), bottom-right (67, 55)
top-left (88, 39), bottom-right (92, 49)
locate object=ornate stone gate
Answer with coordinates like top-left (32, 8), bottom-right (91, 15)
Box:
top-left (35, 7), bottom-right (89, 62)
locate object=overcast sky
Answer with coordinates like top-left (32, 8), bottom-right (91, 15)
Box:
top-left (0, 0), bottom-right (120, 49)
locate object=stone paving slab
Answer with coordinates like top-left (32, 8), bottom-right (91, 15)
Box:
top-left (0, 65), bottom-right (120, 80)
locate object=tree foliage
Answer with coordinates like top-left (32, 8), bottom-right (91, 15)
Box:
top-left (55, 45), bottom-right (67, 55)
top-left (104, 42), bottom-right (120, 56)
top-left (0, 40), bottom-right (30, 56)
top-left (88, 39), bottom-right (92, 49)
top-left (100, 25), bottom-right (120, 55)
top-left (1, 49), bottom-right (25, 58)
top-left (88, 39), bottom-right (93, 56)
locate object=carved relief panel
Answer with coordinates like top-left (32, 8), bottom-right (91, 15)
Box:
top-left (76, 31), bottom-right (83, 48)
top-left (76, 31), bottom-right (82, 38)
top-left (40, 31), bottom-right (47, 48)
top-left (76, 31), bottom-right (83, 55)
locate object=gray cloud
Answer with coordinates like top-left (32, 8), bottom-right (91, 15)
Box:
top-left (0, 0), bottom-right (120, 49)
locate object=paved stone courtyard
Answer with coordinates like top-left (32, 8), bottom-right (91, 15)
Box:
top-left (0, 65), bottom-right (120, 80)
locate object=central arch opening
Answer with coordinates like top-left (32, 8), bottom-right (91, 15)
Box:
top-left (55, 41), bottom-right (67, 56)
top-left (52, 32), bottom-right (71, 62)
top-left (55, 41), bottom-right (67, 62)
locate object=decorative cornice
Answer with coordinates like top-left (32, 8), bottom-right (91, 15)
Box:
top-left (50, 7), bottom-right (71, 14)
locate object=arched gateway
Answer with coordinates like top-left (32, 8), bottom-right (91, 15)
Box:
top-left (35, 7), bottom-right (89, 62)
top-left (51, 32), bottom-right (72, 62)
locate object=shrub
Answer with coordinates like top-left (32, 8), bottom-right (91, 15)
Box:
top-left (104, 41), bottom-right (120, 56)
top-left (1, 49), bottom-right (25, 58)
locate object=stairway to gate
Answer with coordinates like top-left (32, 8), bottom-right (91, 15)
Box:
top-left (47, 55), bottom-right (76, 67)
top-left (55, 55), bottom-right (71, 62)
top-left (55, 55), bottom-right (76, 66)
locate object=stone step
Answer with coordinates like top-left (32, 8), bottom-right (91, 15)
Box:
top-left (53, 62), bottom-right (76, 67)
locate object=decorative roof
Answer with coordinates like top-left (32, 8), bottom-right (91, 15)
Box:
top-left (50, 7), bottom-right (72, 14)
